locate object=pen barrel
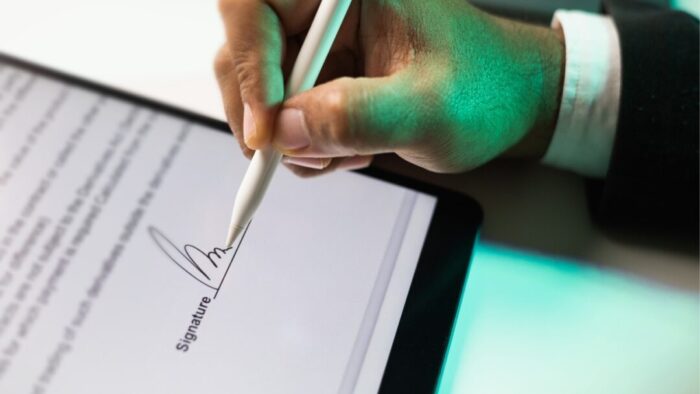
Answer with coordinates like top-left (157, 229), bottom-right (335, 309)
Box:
top-left (286, 0), bottom-right (352, 97)
top-left (227, 0), bottom-right (352, 245)
top-left (229, 148), bottom-right (282, 230)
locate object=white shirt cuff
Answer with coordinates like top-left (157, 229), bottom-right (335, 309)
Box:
top-left (541, 10), bottom-right (622, 178)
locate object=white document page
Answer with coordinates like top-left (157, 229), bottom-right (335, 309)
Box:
top-left (0, 61), bottom-right (437, 393)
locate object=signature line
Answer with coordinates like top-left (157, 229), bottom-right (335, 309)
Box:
top-left (214, 221), bottom-right (250, 299)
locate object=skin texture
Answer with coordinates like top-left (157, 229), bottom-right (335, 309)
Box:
top-left (215, 0), bottom-right (564, 177)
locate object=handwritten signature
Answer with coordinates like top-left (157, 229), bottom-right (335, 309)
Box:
top-left (147, 226), bottom-right (246, 295)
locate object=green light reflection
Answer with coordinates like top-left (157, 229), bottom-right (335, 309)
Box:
top-left (437, 240), bottom-right (699, 394)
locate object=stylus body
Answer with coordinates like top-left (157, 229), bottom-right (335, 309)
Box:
top-left (225, 0), bottom-right (352, 247)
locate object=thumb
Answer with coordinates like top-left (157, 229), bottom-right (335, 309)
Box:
top-left (272, 75), bottom-right (421, 158)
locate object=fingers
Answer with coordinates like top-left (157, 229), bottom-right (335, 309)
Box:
top-left (218, 0), bottom-right (288, 149)
top-left (217, 0), bottom-right (361, 153)
top-left (336, 155), bottom-right (374, 171)
top-left (272, 74), bottom-right (422, 159)
top-left (283, 155), bottom-right (374, 177)
top-left (215, 41), bottom-right (370, 175)
top-left (214, 45), bottom-right (254, 159)
top-left (282, 157), bottom-right (333, 170)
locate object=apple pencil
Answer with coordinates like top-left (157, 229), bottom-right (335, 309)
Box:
top-left (225, 0), bottom-right (352, 248)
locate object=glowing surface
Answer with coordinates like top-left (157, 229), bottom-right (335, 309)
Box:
top-left (438, 241), bottom-right (698, 394)
top-left (672, 0), bottom-right (700, 18)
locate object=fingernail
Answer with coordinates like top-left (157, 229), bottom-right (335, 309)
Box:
top-left (282, 156), bottom-right (328, 170)
top-left (243, 103), bottom-right (257, 145)
top-left (275, 108), bottom-right (310, 150)
top-left (337, 156), bottom-right (373, 171)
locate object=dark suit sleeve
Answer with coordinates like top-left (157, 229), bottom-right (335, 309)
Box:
top-left (589, 0), bottom-right (698, 233)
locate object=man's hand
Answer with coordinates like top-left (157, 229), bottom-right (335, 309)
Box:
top-left (215, 0), bottom-right (564, 176)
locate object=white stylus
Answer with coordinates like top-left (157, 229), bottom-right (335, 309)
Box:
top-left (225, 0), bottom-right (352, 248)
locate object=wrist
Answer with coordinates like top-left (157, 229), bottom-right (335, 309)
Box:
top-left (505, 24), bottom-right (565, 159)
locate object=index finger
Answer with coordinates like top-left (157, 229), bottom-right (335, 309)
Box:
top-left (217, 0), bottom-right (321, 149)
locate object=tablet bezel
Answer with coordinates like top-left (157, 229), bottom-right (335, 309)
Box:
top-left (0, 52), bottom-right (482, 393)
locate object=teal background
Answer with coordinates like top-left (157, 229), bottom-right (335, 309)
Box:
top-left (437, 240), bottom-right (698, 394)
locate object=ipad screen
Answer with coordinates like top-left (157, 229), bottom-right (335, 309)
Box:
top-left (0, 59), bottom-right (437, 393)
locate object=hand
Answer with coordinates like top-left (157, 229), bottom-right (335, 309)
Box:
top-left (215, 0), bottom-right (564, 176)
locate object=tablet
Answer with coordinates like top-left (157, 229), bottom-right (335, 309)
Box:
top-left (0, 53), bottom-right (481, 394)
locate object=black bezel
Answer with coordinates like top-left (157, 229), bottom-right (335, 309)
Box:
top-left (0, 52), bottom-right (483, 393)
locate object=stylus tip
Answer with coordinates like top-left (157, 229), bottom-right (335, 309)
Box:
top-left (225, 224), bottom-right (245, 249)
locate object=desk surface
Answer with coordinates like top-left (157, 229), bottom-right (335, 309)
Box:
top-left (1, 1), bottom-right (697, 393)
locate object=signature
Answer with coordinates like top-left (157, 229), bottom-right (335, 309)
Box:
top-left (147, 226), bottom-right (247, 295)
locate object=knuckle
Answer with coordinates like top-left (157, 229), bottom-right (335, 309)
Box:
top-left (232, 58), bottom-right (261, 97)
top-left (213, 46), bottom-right (232, 77)
top-left (238, 70), bottom-right (257, 100)
top-left (322, 81), bottom-right (354, 149)
top-left (232, 52), bottom-right (259, 83)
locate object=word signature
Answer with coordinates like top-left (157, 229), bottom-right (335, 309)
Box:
top-left (147, 226), bottom-right (246, 296)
